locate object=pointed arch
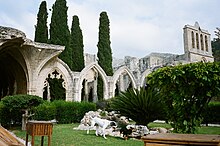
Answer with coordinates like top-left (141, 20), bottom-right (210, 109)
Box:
top-left (36, 58), bottom-right (74, 101)
top-left (112, 66), bottom-right (137, 97)
top-left (140, 69), bottom-right (152, 87)
top-left (76, 62), bottom-right (108, 101)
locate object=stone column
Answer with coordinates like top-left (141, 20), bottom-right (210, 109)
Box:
top-left (119, 75), bottom-right (125, 92)
top-left (93, 78), bottom-right (98, 102)
top-left (84, 80), bottom-right (88, 102)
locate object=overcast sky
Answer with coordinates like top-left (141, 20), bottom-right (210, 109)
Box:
top-left (0, 0), bottom-right (219, 59)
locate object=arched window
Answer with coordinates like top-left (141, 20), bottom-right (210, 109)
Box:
top-left (196, 33), bottom-right (199, 49)
top-left (191, 31), bottom-right (195, 48)
top-left (205, 35), bottom-right (208, 52)
top-left (200, 34), bottom-right (204, 51)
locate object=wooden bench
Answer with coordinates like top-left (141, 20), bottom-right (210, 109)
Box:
top-left (142, 133), bottom-right (220, 146)
top-left (26, 121), bottom-right (53, 146)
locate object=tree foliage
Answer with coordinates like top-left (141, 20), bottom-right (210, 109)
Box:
top-left (212, 27), bottom-right (220, 62)
top-left (111, 87), bottom-right (166, 126)
top-left (49, 0), bottom-right (71, 66)
top-left (147, 62), bottom-right (220, 133)
top-left (97, 11), bottom-right (113, 76)
top-left (0, 95), bottom-right (43, 126)
top-left (34, 1), bottom-right (48, 43)
top-left (70, 15), bottom-right (85, 71)
top-left (97, 11), bottom-right (113, 99)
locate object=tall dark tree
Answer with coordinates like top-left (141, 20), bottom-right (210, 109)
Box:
top-left (97, 11), bottom-right (113, 100)
top-left (70, 15), bottom-right (85, 71)
top-left (212, 27), bottom-right (220, 62)
top-left (97, 11), bottom-right (113, 76)
top-left (34, 1), bottom-right (48, 43)
top-left (49, 0), bottom-right (71, 66)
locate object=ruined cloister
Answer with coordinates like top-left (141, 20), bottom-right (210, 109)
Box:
top-left (0, 22), bottom-right (214, 102)
top-left (0, 26), bottom-right (152, 102)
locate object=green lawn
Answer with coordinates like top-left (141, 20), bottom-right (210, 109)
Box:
top-left (12, 123), bottom-right (220, 146)
top-left (13, 123), bottom-right (142, 146)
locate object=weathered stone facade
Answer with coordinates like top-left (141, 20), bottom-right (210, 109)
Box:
top-left (0, 22), bottom-right (214, 102)
top-left (183, 22), bottom-right (214, 62)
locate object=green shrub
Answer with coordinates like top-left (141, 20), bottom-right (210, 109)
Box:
top-left (147, 62), bottom-right (220, 133)
top-left (1, 94), bottom-right (43, 127)
top-left (96, 99), bottom-right (113, 111)
top-left (202, 102), bottom-right (220, 125)
top-left (110, 87), bottom-right (166, 126)
top-left (52, 100), bottom-right (77, 124)
top-left (0, 101), bottom-right (10, 125)
top-left (74, 101), bottom-right (96, 122)
top-left (33, 101), bottom-right (56, 121)
top-left (32, 100), bottom-right (96, 124)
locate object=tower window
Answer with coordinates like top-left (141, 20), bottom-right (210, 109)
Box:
top-left (200, 34), bottom-right (204, 51)
top-left (191, 31), bottom-right (195, 48)
top-left (196, 33), bottom-right (199, 49)
top-left (205, 35), bottom-right (208, 52)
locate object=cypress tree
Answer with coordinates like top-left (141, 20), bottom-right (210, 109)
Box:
top-left (97, 11), bottom-right (113, 100)
top-left (70, 15), bottom-right (85, 71)
top-left (34, 1), bottom-right (48, 43)
top-left (97, 11), bottom-right (113, 76)
top-left (49, 0), bottom-right (71, 66)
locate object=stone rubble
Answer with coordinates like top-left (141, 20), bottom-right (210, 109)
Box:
top-left (73, 110), bottom-right (171, 139)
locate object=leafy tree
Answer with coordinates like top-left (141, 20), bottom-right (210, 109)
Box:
top-left (147, 62), bottom-right (220, 133)
top-left (49, 0), bottom-right (71, 66)
top-left (212, 27), bottom-right (220, 62)
top-left (111, 87), bottom-right (166, 126)
top-left (97, 12), bottom-right (113, 99)
top-left (70, 15), bottom-right (85, 71)
top-left (97, 11), bottom-right (113, 76)
top-left (34, 1), bottom-right (48, 43)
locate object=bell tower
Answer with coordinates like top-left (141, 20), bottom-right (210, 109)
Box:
top-left (183, 22), bottom-right (214, 62)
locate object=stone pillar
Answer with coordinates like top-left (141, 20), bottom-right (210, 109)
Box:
top-left (85, 80), bottom-right (88, 102)
top-left (47, 83), bottom-right (51, 101)
top-left (119, 75), bottom-right (125, 92)
top-left (93, 79), bottom-right (98, 102)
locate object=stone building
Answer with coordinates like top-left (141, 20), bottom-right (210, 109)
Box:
top-left (183, 22), bottom-right (214, 62)
top-left (0, 22), bottom-right (214, 102)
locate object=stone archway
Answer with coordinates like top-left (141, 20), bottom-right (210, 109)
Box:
top-left (112, 66), bottom-right (137, 97)
top-left (140, 69), bottom-right (152, 87)
top-left (76, 62), bottom-right (108, 102)
top-left (0, 38), bottom-right (28, 99)
top-left (36, 58), bottom-right (73, 101)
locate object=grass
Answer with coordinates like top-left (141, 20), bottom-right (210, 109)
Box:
top-left (13, 123), bottom-right (142, 146)
top-left (12, 123), bottom-right (220, 146)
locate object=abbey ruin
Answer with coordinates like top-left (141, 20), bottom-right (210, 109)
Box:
top-left (0, 22), bottom-right (214, 102)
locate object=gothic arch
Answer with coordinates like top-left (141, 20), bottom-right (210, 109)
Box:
top-left (112, 66), bottom-right (137, 97)
top-left (191, 31), bottom-right (195, 48)
top-left (140, 69), bottom-right (152, 87)
top-left (0, 38), bottom-right (29, 98)
top-left (76, 62), bottom-right (108, 101)
top-left (36, 58), bottom-right (74, 101)
top-left (200, 34), bottom-right (204, 50)
top-left (205, 35), bottom-right (208, 52)
top-left (196, 33), bottom-right (199, 49)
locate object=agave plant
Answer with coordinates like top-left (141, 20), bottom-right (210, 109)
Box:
top-left (111, 86), bottom-right (166, 126)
